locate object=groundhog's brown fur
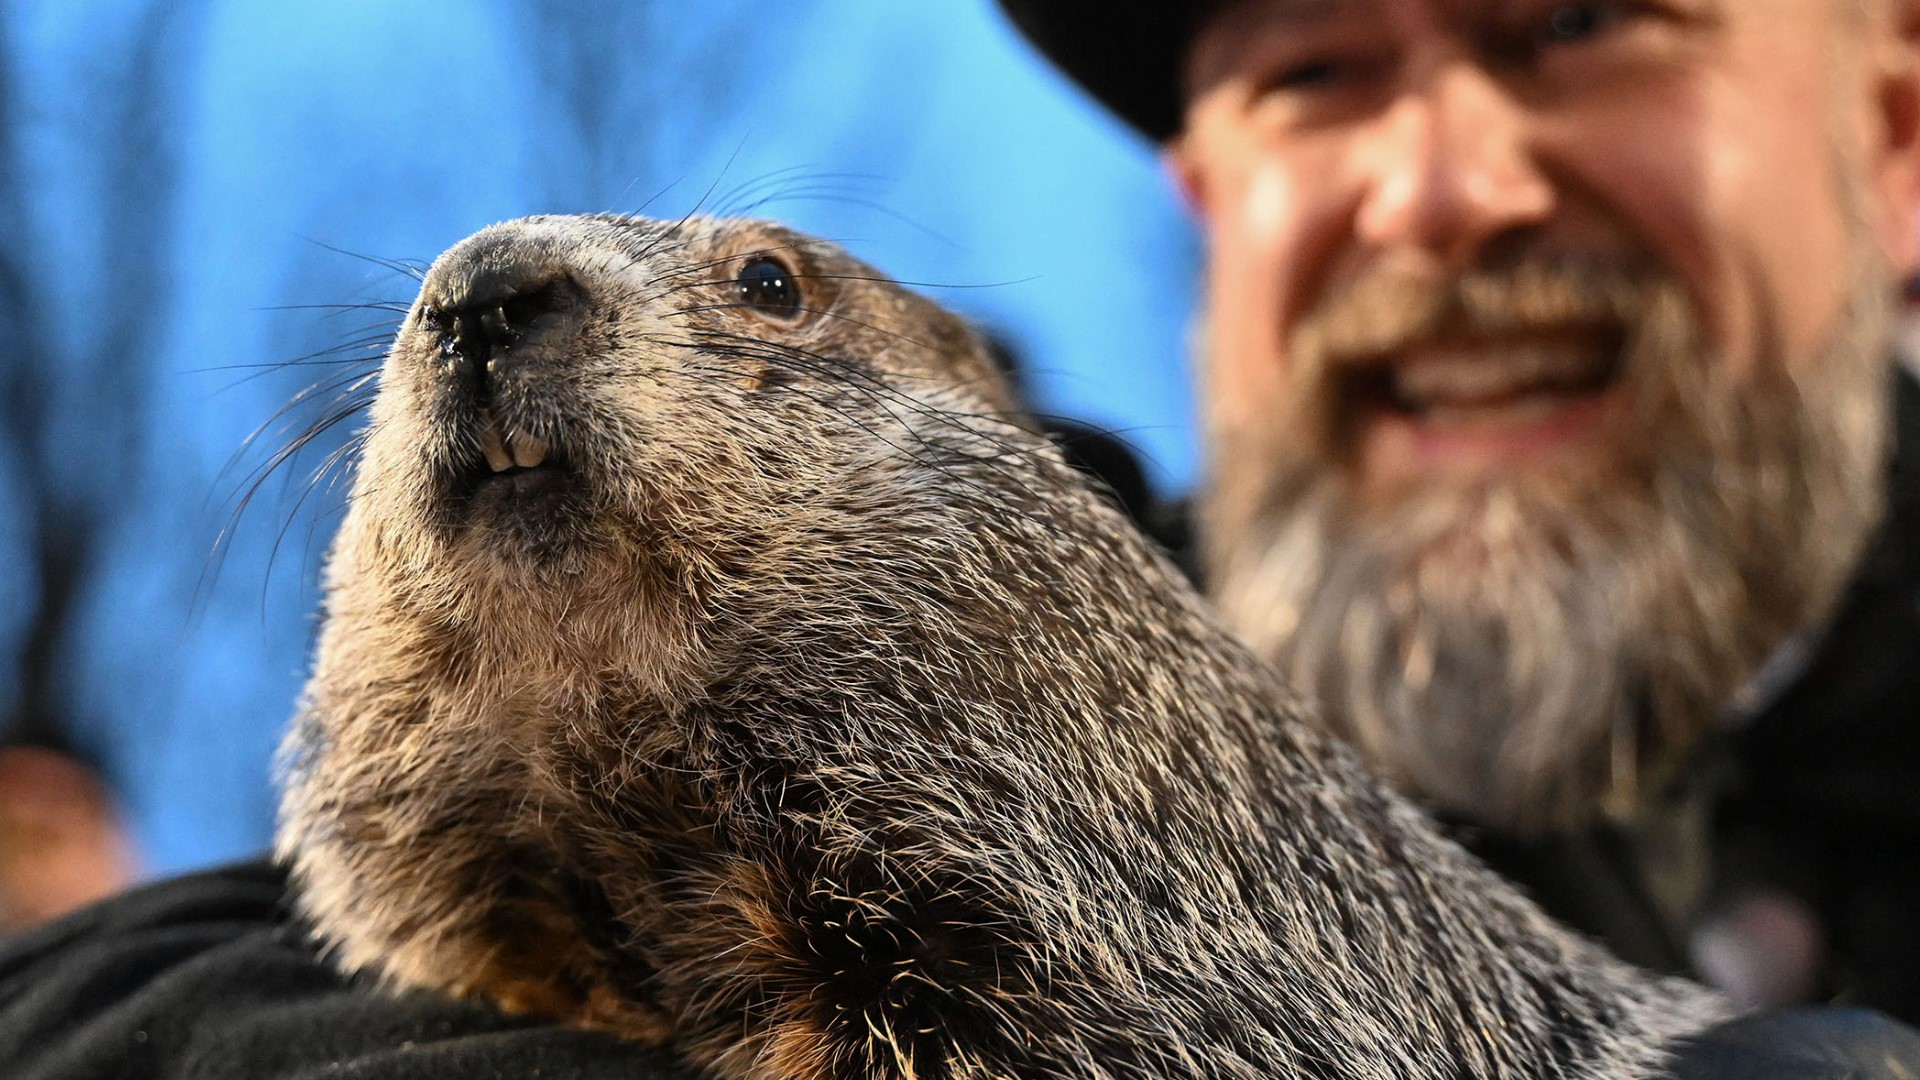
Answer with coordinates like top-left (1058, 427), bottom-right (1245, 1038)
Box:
top-left (277, 214), bottom-right (1724, 1079)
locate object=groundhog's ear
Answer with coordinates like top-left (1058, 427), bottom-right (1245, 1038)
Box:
top-left (887, 295), bottom-right (1028, 424)
top-left (954, 318), bottom-right (1029, 423)
top-left (953, 324), bottom-right (1044, 430)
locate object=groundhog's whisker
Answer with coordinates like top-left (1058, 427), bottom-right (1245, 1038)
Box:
top-left (705, 166), bottom-right (882, 212)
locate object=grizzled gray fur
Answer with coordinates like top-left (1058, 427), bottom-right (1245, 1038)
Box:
top-left (277, 214), bottom-right (1724, 1080)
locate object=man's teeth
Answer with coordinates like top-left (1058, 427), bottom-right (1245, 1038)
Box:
top-left (1391, 341), bottom-right (1613, 412)
top-left (477, 410), bottom-right (551, 472)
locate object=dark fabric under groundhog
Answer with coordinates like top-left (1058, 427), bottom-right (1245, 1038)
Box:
top-left (3, 860), bottom-right (1919, 1079)
top-left (0, 860), bottom-right (698, 1079)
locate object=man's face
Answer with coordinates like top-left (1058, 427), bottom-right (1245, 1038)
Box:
top-left (1173, 0), bottom-right (1918, 828)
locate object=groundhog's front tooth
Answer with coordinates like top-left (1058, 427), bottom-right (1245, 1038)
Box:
top-left (511, 431), bottom-right (550, 469)
top-left (479, 411), bottom-right (512, 473)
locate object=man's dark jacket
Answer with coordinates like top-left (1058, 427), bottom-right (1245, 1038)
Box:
top-left (1435, 369), bottom-right (1920, 1025)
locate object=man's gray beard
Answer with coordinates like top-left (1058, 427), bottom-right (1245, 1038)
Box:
top-left (1200, 258), bottom-right (1893, 834)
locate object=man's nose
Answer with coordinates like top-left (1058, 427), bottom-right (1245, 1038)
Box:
top-left (1352, 65), bottom-right (1554, 266)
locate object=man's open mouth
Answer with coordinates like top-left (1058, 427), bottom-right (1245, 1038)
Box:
top-left (1344, 327), bottom-right (1624, 430)
top-left (1330, 325), bottom-right (1630, 485)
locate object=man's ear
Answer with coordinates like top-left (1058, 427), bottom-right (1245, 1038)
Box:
top-left (1163, 135), bottom-right (1209, 220)
top-left (1870, 0), bottom-right (1920, 271)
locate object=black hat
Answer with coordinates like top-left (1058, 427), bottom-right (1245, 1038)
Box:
top-left (996, 2), bottom-right (1219, 142)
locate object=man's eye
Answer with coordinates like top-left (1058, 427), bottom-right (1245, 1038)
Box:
top-left (1534, 3), bottom-right (1632, 47)
top-left (1256, 55), bottom-right (1386, 101)
top-left (1271, 60), bottom-right (1341, 90)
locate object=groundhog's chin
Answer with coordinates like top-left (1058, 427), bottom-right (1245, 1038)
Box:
top-left (433, 451), bottom-right (606, 566)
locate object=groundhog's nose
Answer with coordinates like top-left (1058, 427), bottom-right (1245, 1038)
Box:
top-left (419, 252), bottom-right (582, 405)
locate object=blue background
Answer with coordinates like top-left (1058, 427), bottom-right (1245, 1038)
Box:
top-left (0, 2), bottom-right (1201, 874)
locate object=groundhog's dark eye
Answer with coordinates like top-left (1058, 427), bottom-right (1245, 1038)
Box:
top-left (734, 256), bottom-right (801, 319)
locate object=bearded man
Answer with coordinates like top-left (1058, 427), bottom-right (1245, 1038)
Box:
top-left (1004, 0), bottom-right (1920, 1020)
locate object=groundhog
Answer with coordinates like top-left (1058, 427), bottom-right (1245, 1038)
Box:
top-left (278, 213), bottom-right (1723, 1080)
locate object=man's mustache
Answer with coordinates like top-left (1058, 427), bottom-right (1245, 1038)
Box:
top-left (1289, 257), bottom-right (1667, 378)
